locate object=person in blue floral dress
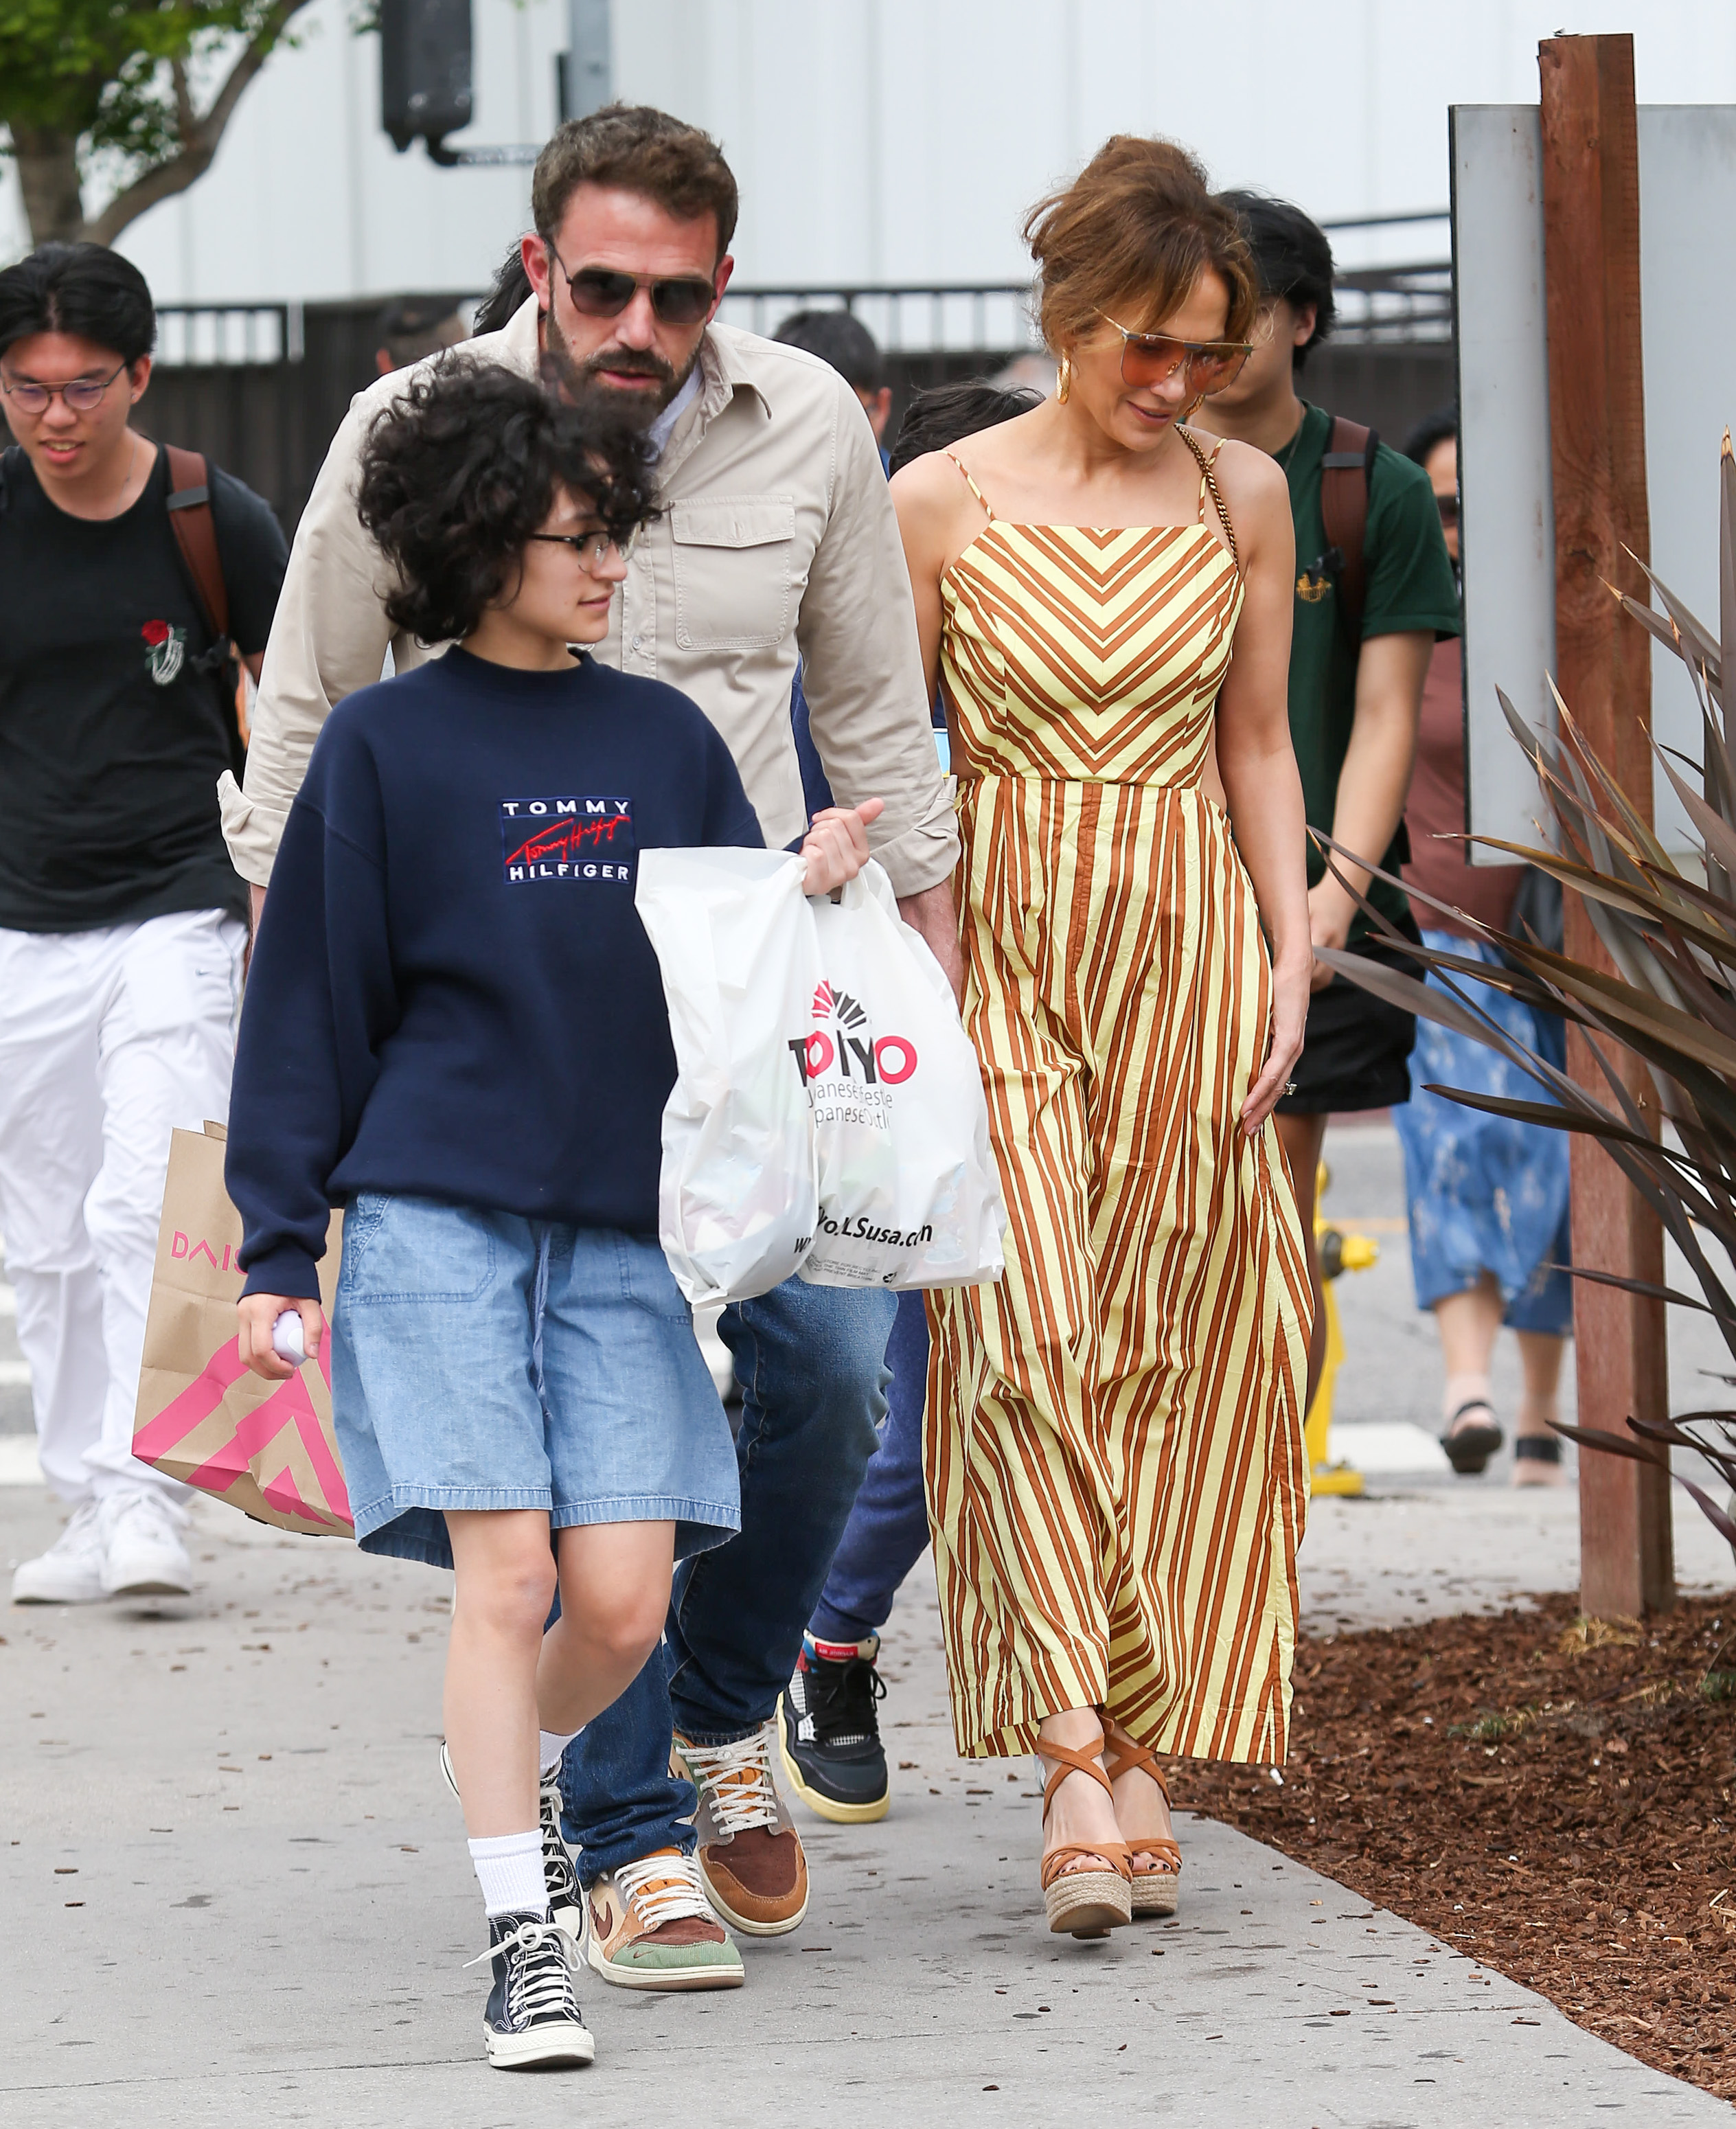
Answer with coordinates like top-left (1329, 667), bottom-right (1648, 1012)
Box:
top-left (1397, 411), bottom-right (1571, 1483)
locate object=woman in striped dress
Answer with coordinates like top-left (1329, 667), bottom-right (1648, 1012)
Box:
top-left (892, 137), bottom-right (1314, 1937)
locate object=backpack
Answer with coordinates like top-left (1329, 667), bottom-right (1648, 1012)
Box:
top-left (163, 444), bottom-right (249, 777)
top-left (1316, 414), bottom-right (1379, 641)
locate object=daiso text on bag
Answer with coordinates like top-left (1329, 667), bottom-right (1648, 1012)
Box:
top-left (797, 861), bottom-right (1005, 1291)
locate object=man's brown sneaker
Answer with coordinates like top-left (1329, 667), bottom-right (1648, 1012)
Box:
top-left (582, 1847), bottom-right (744, 1991)
top-left (671, 1727), bottom-right (810, 1936)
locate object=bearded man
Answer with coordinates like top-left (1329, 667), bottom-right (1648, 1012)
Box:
top-left (223, 104), bottom-right (959, 1994)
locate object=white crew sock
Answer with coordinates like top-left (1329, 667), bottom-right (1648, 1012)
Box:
top-left (468, 1831), bottom-right (547, 1918)
top-left (538, 1728), bottom-right (581, 1778)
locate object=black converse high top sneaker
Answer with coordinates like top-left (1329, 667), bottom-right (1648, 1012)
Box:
top-left (468, 1911), bottom-right (595, 2070)
top-left (538, 1775), bottom-right (584, 1937)
top-left (440, 1742), bottom-right (584, 1939)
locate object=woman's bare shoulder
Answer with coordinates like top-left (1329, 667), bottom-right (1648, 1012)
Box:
top-left (1186, 427), bottom-right (1289, 512)
top-left (888, 446), bottom-right (970, 514)
top-left (889, 447), bottom-right (988, 575)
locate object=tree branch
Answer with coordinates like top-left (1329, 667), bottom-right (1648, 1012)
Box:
top-left (82, 0), bottom-right (318, 247)
top-left (170, 57), bottom-right (196, 146)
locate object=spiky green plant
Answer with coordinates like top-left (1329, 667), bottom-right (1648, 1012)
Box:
top-left (1316, 436), bottom-right (1736, 1561)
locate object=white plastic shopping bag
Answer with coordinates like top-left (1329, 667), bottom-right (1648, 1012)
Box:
top-left (636, 847), bottom-right (821, 1305)
top-left (798, 862), bottom-right (1005, 1291)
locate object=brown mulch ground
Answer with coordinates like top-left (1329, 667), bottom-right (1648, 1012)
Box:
top-left (1180, 1591), bottom-right (1736, 2101)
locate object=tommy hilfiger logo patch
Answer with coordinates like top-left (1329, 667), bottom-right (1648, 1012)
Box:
top-left (500, 796), bottom-right (635, 884)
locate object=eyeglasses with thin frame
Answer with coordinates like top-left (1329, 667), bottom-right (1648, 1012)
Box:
top-left (546, 245), bottom-right (717, 327)
top-left (527, 530), bottom-right (618, 569)
top-left (0, 359), bottom-right (129, 416)
top-left (1095, 312), bottom-right (1253, 397)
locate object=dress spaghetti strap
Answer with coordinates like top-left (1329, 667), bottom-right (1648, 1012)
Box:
top-left (945, 451), bottom-right (995, 523)
top-left (1176, 425), bottom-right (1238, 571)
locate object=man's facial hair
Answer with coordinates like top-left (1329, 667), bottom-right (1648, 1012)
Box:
top-left (544, 304), bottom-right (701, 424)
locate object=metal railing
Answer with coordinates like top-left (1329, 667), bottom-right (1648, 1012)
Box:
top-left (148, 212), bottom-right (1454, 369)
top-left (716, 282), bottom-right (1041, 356)
top-left (150, 303), bottom-right (297, 366)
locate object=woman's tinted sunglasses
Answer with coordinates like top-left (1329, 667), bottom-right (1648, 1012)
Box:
top-left (548, 245), bottom-right (717, 326)
top-left (1096, 312), bottom-right (1253, 396)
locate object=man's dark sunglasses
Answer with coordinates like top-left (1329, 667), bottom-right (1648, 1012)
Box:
top-left (548, 246), bottom-right (716, 326)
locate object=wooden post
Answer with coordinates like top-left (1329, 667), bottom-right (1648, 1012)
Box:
top-left (1538, 32), bottom-right (1674, 1618)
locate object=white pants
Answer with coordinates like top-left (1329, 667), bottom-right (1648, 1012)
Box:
top-left (0, 910), bottom-right (247, 1514)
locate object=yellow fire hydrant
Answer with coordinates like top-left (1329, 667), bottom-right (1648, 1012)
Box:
top-left (1304, 1162), bottom-right (1379, 1497)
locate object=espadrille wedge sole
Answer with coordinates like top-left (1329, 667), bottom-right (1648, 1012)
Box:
top-left (1036, 1731), bottom-right (1133, 1937)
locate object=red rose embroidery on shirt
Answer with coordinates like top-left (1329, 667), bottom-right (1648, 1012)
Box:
top-left (141, 619), bottom-right (170, 646)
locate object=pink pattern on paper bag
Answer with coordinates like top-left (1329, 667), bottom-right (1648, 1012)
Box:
top-left (260, 1464), bottom-right (352, 1534)
top-left (137, 1330), bottom-right (352, 1532)
top-left (184, 1367), bottom-right (352, 1525)
top-left (133, 1337), bottom-right (252, 1461)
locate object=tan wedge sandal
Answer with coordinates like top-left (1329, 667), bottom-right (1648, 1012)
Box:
top-left (1037, 1732), bottom-right (1133, 1937)
top-left (1103, 1722), bottom-right (1183, 1917)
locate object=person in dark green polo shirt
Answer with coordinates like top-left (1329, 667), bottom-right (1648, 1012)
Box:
top-left (1205, 190), bottom-right (1461, 1404)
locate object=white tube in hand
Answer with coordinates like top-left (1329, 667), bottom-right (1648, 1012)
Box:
top-left (271, 1310), bottom-right (306, 1365)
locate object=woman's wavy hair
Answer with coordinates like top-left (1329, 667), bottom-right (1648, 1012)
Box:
top-left (1024, 136), bottom-right (1258, 353)
top-left (356, 356), bottom-right (657, 645)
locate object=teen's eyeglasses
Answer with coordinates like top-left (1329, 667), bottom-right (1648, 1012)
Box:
top-left (1095, 314), bottom-right (1253, 396)
top-left (527, 531), bottom-right (617, 568)
top-left (547, 247), bottom-right (717, 326)
top-left (1, 360), bottom-right (129, 415)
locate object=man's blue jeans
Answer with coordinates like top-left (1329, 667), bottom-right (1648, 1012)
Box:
top-left (558, 1273), bottom-right (893, 1885)
top-left (809, 1288), bottom-right (931, 1643)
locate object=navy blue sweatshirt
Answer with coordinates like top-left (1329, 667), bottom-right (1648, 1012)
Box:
top-left (228, 647), bottom-right (763, 1300)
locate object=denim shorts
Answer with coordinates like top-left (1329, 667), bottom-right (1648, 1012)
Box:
top-left (330, 1194), bottom-right (740, 1571)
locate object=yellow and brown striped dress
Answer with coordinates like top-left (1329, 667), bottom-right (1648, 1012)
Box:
top-left (926, 435), bottom-right (1312, 1768)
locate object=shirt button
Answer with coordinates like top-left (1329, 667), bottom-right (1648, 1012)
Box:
top-left (631, 635), bottom-right (644, 652)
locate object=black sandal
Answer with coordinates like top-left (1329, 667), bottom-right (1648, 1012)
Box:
top-left (1439, 1397), bottom-right (1504, 1475)
top-left (1512, 1434), bottom-right (1564, 1485)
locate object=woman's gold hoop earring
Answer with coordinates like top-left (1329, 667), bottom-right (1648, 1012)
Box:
top-left (1056, 352), bottom-right (1074, 405)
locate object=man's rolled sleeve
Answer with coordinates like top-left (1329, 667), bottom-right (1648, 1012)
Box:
top-left (220, 391), bottom-right (412, 888)
top-left (797, 390), bottom-right (959, 897)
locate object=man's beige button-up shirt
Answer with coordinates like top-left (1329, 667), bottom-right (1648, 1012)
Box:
top-left (219, 297), bottom-right (958, 896)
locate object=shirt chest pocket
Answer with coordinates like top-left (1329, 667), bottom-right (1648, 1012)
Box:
top-left (670, 495), bottom-right (796, 652)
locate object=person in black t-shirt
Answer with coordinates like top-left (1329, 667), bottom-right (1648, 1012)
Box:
top-left (0, 244), bottom-right (287, 1608)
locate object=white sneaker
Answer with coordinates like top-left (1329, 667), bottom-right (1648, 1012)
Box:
top-left (100, 1491), bottom-right (193, 1598)
top-left (11, 1501), bottom-right (108, 1605)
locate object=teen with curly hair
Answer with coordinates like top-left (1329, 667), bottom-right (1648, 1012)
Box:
top-left (221, 358), bottom-right (880, 2072)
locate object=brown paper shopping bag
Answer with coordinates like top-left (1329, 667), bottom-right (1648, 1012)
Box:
top-left (131, 1122), bottom-right (351, 1537)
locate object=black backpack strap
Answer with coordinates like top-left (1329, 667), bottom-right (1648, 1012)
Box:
top-left (1319, 415), bottom-right (1378, 639)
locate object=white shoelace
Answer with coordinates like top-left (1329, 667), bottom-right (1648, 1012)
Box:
top-left (613, 1850), bottom-right (718, 1931)
top-left (538, 1781), bottom-right (580, 1900)
top-left (464, 1918), bottom-right (577, 2025)
top-left (680, 1731), bottom-right (782, 1836)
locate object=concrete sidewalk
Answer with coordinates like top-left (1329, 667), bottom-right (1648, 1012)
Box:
top-left (3, 1481), bottom-right (1729, 2129)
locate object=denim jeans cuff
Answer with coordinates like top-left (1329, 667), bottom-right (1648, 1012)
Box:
top-left (672, 1720), bottom-right (770, 1750)
top-left (807, 1600), bottom-right (881, 1645)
